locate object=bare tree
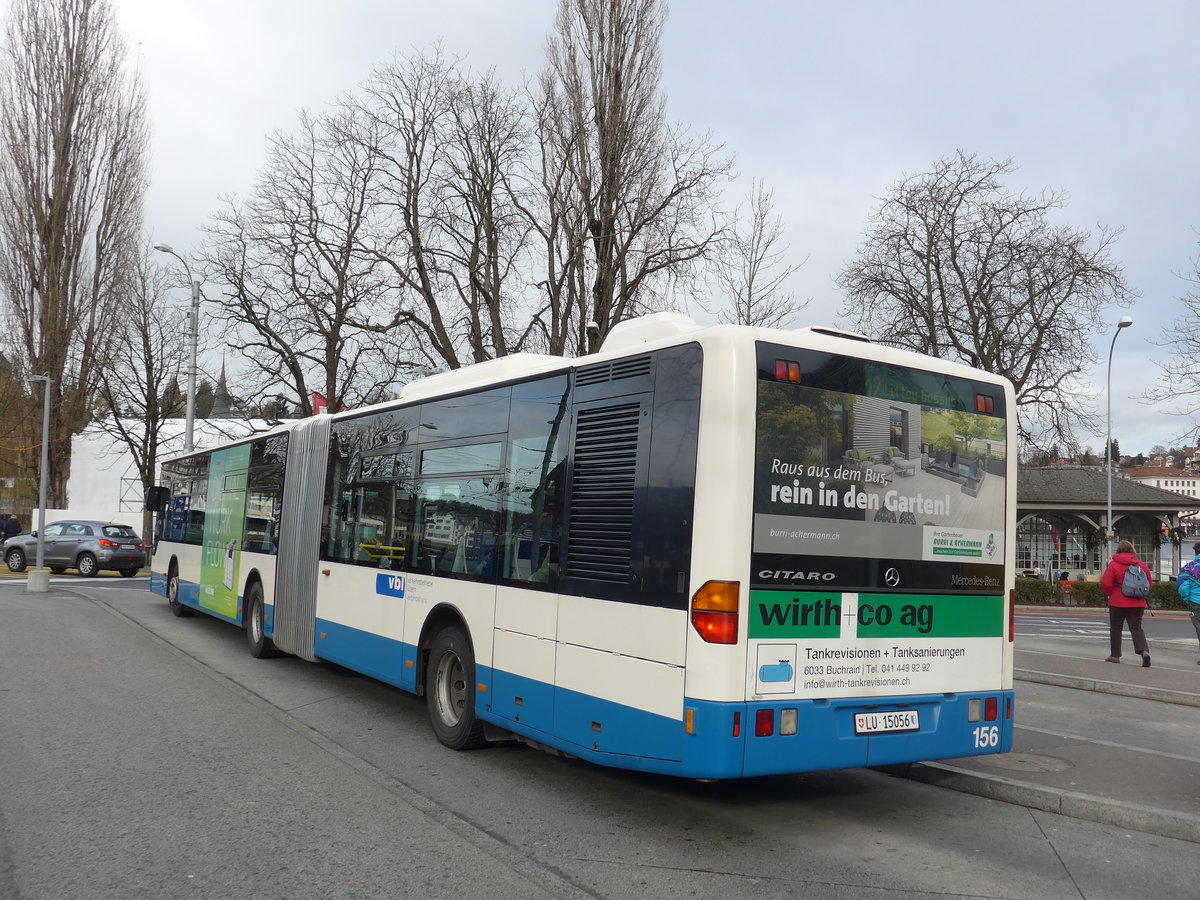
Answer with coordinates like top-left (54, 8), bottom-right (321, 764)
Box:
top-left (710, 179), bottom-right (808, 328)
top-left (837, 151), bottom-right (1133, 449)
top-left (348, 48), bottom-right (534, 370)
top-left (0, 0), bottom-right (147, 506)
top-left (1148, 244), bottom-right (1200, 446)
top-left (536, 0), bottom-right (730, 354)
top-left (202, 107), bottom-right (411, 416)
top-left (440, 69), bottom-right (536, 361)
top-left (525, 77), bottom-right (589, 355)
top-left (93, 245), bottom-right (190, 538)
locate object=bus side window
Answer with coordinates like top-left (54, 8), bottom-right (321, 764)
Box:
top-left (501, 376), bottom-right (567, 588)
top-left (414, 479), bottom-right (499, 580)
top-left (352, 486), bottom-right (387, 563)
top-left (387, 483), bottom-right (414, 571)
top-left (323, 451), bottom-right (415, 571)
top-left (244, 438), bottom-right (285, 555)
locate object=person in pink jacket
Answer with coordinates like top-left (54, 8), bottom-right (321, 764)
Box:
top-left (1100, 540), bottom-right (1153, 667)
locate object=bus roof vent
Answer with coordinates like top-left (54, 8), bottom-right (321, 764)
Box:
top-left (599, 312), bottom-right (700, 353)
top-left (575, 354), bottom-right (652, 387)
top-left (797, 325), bottom-right (873, 343)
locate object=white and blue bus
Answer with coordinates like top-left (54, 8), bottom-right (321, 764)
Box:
top-left (151, 313), bottom-right (1015, 779)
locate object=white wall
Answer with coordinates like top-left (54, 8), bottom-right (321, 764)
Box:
top-left (48, 417), bottom-right (272, 531)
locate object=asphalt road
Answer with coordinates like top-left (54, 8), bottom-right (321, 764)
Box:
top-left (2, 582), bottom-right (1196, 899)
top-left (1016, 607), bottom-right (1197, 642)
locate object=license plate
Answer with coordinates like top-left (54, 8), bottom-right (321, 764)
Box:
top-left (855, 710), bottom-right (919, 734)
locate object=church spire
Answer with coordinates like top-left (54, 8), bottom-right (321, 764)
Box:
top-left (211, 358), bottom-right (232, 418)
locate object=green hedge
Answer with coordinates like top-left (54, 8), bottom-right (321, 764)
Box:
top-left (1014, 577), bottom-right (1183, 609)
top-left (1150, 581), bottom-right (1184, 610)
top-left (1014, 578), bottom-right (1058, 604)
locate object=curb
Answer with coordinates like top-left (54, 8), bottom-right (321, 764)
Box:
top-left (880, 761), bottom-right (1200, 844)
top-left (1147, 637), bottom-right (1200, 653)
top-left (1015, 667), bottom-right (1200, 708)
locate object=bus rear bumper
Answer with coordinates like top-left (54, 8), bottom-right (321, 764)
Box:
top-left (681, 690), bottom-right (1015, 779)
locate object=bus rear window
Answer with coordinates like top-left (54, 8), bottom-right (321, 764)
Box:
top-left (751, 343), bottom-right (1006, 595)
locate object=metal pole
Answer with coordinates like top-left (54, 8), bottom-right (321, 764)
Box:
top-left (1105, 316), bottom-right (1133, 558)
top-left (153, 244), bottom-right (200, 453)
top-left (26, 375), bottom-right (51, 592)
top-left (186, 279), bottom-right (199, 452)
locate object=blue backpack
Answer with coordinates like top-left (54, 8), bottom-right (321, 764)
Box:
top-left (1121, 563), bottom-right (1150, 598)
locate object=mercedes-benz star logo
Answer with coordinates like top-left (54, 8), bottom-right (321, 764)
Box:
top-left (884, 568), bottom-right (900, 587)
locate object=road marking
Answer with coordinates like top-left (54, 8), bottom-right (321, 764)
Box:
top-left (0, 576), bottom-right (149, 585)
top-left (1035, 628), bottom-right (1108, 635)
top-left (1016, 632), bottom-right (1107, 639)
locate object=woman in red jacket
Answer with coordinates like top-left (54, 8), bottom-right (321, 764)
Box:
top-left (1100, 540), bottom-right (1153, 667)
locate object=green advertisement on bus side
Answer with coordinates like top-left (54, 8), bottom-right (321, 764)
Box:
top-left (199, 444), bottom-right (250, 618)
top-left (749, 590), bottom-right (1004, 639)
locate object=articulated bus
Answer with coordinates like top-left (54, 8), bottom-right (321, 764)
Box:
top-left (150, 313), bottom-right (1015, 779)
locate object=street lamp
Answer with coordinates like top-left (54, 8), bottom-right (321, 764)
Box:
top-left (154, 244), bottom-right (200, 453)
top-left (26, 375), bottom-right (51, 593)
top-left (1105, 315), bottom-right (1134, 557)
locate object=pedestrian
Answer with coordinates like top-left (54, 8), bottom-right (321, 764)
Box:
top-left (1177, 540), bottom-right (1200, 665)
top-left (2, 514), bottom-right (19, 543)
top-left (1056, 570), bottom-right (1075, 606)
top-left (1101, 540), bottom-right (1153, 667)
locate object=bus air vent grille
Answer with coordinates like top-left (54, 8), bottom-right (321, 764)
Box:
top-left (575, 354), bottom-right (652, 387)
top-left (566, 402), bottom-right (640, 582)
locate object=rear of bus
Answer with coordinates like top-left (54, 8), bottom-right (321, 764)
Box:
top-left (683, 332), bottom-right (1014, 779)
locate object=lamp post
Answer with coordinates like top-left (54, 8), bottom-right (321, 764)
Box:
top-left (154, 244), bottom-right (200, 452)
top-left (1105, 316), bottom-right (1134, 557)
top-left (26, 375), bottom-right (51, 593)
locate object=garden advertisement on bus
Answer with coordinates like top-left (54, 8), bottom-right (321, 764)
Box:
top-left (198, 444), bottom-right (250, 620)
top-left (748, 346), bottom-right (1009, 699)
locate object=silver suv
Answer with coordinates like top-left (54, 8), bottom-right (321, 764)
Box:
top-left (3, 520), bottom-right (145, 577)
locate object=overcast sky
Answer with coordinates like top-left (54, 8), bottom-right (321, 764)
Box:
top-left (110, 0), bottom-right (1198, 455)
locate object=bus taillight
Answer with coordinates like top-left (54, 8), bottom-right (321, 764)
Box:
top-left (774, 360), bottom-right (801, 383)
top-left (690, 580), bottom-right (739, 644)
top-left (755, 709), bottom-right (774, 737)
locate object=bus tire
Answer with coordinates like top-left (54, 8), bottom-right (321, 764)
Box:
top-left (245, 581), bottom-right (279, 659)
top-left (426, 625), bottom-right (487, 750)
top-left (167, 562), bottom-right (194, 617)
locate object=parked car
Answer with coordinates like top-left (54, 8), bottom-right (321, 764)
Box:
top-left (3, 520), bottom-right (145, 577)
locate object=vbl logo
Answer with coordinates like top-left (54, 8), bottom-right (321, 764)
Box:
top-left (376, 573), bottom-right (406, 598)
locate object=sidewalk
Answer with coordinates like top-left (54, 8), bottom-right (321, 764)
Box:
top-left (886, 618), bottom-right (1200, 844)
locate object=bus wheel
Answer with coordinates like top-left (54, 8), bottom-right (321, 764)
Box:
top-left (426, 625), bottom-right (487, 750)
top-left (245, 582), bottom-right (278, 659)
top-left (167, 563), bottom-right (194, 617)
